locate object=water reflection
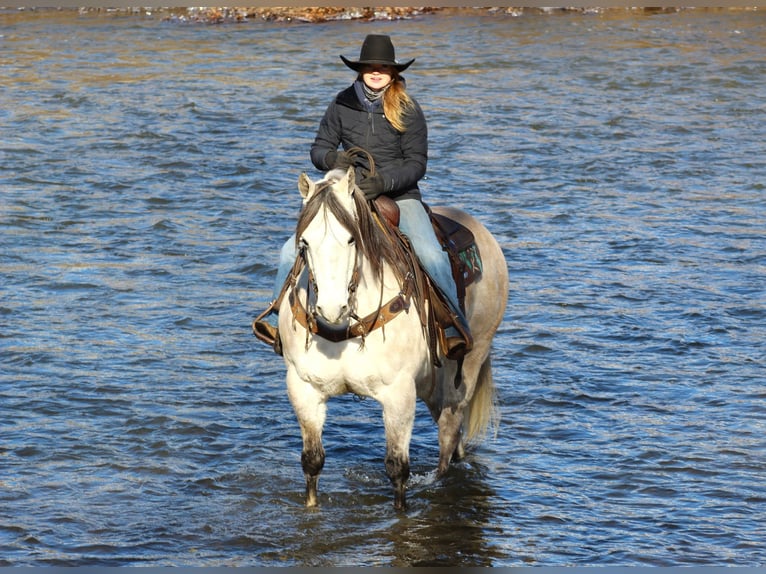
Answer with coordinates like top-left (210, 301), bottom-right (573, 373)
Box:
top-left (389, 461), bottom-right (500, 566)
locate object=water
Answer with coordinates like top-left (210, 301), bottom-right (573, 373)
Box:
top-left (1, 7), bottom-right (764, 566)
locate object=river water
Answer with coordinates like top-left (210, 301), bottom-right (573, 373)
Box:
top-left (1, 7), bottom-right (764, 566)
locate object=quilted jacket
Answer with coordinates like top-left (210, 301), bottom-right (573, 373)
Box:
top-left (310, 80), bottom-right (428, 201)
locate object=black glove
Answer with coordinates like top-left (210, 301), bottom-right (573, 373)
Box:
top-left (325, 150), bottom-right (354, 170)
top-left (357, 173), bottom-right (385, 200)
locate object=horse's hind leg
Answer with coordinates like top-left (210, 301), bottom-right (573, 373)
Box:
top-left (430, 362), bottom-right (466, 476)
top-left (380, 384), bottom-right (416, 510)
top-left (287, 372), bottom-right (327, 507)
top-left (437, 406), bottom-right (464, 476)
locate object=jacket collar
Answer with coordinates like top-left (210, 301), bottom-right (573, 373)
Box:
top-left (337, 82), bottom-right (382, 113)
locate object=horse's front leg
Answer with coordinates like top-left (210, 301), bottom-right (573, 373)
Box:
top-left (380, 382), bottom-right (417, 510)
top-left (286, 370), bottom-right (327, 507)
top-left (302, 434), bottom-right (324, 508)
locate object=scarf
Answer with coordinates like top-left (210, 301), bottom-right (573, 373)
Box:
top-left (363, 82), bottom-right (389, 102)
top-left (354, 80), bottom-right (388, 112)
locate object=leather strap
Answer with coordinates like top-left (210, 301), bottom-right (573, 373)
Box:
top-left (289, 274), bottom-right (414, 343)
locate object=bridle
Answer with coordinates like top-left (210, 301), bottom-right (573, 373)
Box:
top-left (287, 160), bottom-right (415, 348)
top-left (289, 232), bottom-right (414, 348)
top-left (289, 260), bottom-right (414, 347)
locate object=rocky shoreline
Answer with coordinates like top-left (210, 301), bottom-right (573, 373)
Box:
top-left (9, 6), bottom-right (751, 23)
top-left (174, 6), bottom-right (441, 23)
top-left (162, 6), bottom-right (701, 24)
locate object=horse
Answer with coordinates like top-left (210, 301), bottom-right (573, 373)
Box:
top-left (273, 166), bottom-right (508, 510)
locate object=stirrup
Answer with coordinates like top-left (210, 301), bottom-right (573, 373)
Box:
top-left (446, 336), bottom-right (469, 361)
top-left (252, 318), bottom-right (282, 356)
top-left (444, 315), bottom-right (473, 361)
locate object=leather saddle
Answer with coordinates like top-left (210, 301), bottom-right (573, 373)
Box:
top-left (374, 196), bottom-right (482, 314)
top-left (427, 208), bottom-right (483, 312)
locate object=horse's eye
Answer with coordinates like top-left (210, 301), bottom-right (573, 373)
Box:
top-left (347, 237), bottom-right (355, 246)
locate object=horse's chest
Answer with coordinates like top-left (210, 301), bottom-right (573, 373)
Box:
top-left (293, 348), bottom-right (421, 397)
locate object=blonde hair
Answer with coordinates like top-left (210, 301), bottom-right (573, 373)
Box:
top-left (382, 74), bottom-right (414, 133)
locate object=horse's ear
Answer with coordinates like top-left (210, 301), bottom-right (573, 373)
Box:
top-left (343, 166), bottom-right (355, 197)
top-left (298, 172), bottom-right (314, 200)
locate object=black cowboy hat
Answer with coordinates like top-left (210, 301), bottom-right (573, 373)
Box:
top-left (340, 34), bottom-right (415, 73)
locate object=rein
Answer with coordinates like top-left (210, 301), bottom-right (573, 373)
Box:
top-left (289, 263), bottom-right (414, 345)
top-left (288, 152), bottom-right (416, 347)
top-left (282, 148), bottom-right (426, 351)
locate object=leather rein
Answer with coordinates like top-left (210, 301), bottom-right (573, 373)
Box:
top-left (281, 147), bottom-right (418, 347)
top-left (289, 263), bottom-right (414, 345)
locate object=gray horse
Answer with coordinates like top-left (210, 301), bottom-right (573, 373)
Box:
top-left (274, 166), bottom-right (509, 510)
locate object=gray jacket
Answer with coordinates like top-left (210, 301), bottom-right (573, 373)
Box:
top-left (310, 80), bottom-right (428, 201)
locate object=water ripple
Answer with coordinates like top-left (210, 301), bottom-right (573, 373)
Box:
top-left (2, 7), bottom-right (765, 567)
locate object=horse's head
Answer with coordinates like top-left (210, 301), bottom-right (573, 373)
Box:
top-left (294, 167), bottom-right (404, 327)
top-left (295, 167), bottom-right (363, 325)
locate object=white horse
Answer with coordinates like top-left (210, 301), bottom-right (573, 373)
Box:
top-left (275, 166), bottom-right (508, 510)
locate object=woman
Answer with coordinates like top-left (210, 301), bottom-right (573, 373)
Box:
top-left (256, 34), bottom-right (471, 359)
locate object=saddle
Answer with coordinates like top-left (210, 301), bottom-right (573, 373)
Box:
top-left (371, 196), bottom-right (482, 363)
top-left (374, 196), bottom-right (482, 312)
top-left (427, 207), bottom-right (483, 310)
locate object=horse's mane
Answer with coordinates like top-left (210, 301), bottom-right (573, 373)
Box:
top-left (295, 177), bottom-right (406, 283)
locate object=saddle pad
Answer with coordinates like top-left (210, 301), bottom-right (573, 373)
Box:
top-left (430, 212), bottom-right (483, 288)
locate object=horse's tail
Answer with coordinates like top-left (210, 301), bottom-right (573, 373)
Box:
top-left (463, 356), bottom-right (499, 444)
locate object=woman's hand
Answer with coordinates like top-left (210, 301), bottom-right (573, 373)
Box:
top-left (357, 173), bottom-right (385, 199)
top-left (325, 150), bottom-right (354, 170)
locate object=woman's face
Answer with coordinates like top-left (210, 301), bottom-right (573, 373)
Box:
top-left (361, 64), bottom-right (393, 91)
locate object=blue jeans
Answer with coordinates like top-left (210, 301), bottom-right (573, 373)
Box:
top-left (397, 199), bottom-right (463, 316)
top-left (272, 199), bottom-right (464, 321)
top-left (273, 233), bottom-right (298, 301)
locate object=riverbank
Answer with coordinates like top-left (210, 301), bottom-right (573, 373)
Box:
top-left (169, 6), bottom-right (689, 23)
top-left (6, 5), bottom-right (749, 24)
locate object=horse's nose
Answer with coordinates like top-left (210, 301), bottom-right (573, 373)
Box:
top-left (315, 303), bottom-right (349, 324)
